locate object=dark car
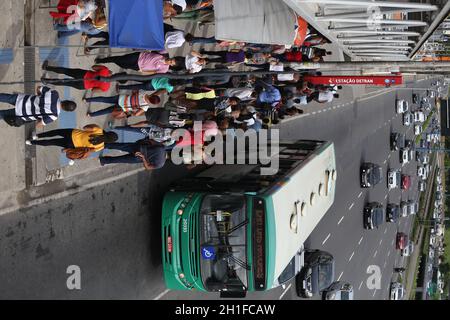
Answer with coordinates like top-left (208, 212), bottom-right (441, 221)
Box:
top-left (405, 139), bottom-right (414, 149)
top-left (386, 203), bottom-right (400, 223)
top-left (390, 133), bottom-right (406, 151)
top-left (396, 232), bottom-right (408, 250)
top-left (296, 250), bottom-right (335, 298)
top-left (360, 163), bottom-right (383, 188)
top-left (412, 93), bottom-right (420, 104)
top-left (364, 202), bottom-right (384, 229)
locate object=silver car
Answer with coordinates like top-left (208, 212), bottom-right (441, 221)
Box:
top-left (323, 282), bottom-right (354, 300)
top-left (390, 282), bottom-right (405, 300)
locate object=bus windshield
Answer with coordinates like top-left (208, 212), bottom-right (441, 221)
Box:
top-left (199, 195), bottom-right (249, 292)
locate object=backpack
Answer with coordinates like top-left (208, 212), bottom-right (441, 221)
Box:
top-left (3, 115), bottom-right (27, 127)
top-left (63, 147), bottom-right (94, 160)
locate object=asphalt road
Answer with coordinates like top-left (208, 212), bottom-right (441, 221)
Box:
top-left (0, 78), bottom-right (440, 300)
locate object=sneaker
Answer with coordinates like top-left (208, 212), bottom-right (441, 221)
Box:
top-left (31, 133), bottom-right (38, 140)
top-left (68, 160), bottom-right (75, 166)
top-left (25, 140), bottom-right (32, 146)
top-left (86, 113), bottom-right (91, 118)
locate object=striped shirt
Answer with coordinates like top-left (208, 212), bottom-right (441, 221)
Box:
top-left (118, 90), bottom-right (150, 113)
top-left (14, 87), bottom-right (60, 125)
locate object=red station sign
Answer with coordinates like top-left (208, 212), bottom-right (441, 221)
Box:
top-left (303, 75), bottom-right (403, 86)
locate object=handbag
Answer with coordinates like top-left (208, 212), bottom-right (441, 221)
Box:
top-left (3, 115), bottom-right (27, 127)
top-left (64, 147), bottom-right (94, 160)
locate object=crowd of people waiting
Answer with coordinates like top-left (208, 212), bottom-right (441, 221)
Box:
top-left (0, 0), bottom-right (341, 171)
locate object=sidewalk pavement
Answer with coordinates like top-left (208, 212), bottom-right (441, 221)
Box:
top-left (0, 0), bottom-right (422, 216)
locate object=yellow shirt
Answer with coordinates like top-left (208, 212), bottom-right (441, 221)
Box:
top-left (72, 127), bottom-right (104, 152)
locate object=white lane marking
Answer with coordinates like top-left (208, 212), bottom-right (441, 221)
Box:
top-left (358, 236), bottom-right (364, 245)
top-left (383, 260), bottom-right (387, 268)
top-left (279, 284), bottom-right (292, 300)
top-left (312, 112), bottom-right (317, 115)
top-left (373, 250), bottom-right (378, 258)
top-left (358, 281), bottom-right (364, 291)
top-left (348, 251), bottom-right (355, 262)
top-left (338, 216), bottom-right (345, 225)
top-left (349, 203), bottom-right (354, 210)
top-left (153, 289), bottom-right (170, 300)
top-left (384, 227), bottom-right (387, 234)
top-left (318, 110), bottom-right (322, 113)
top-left (383, 160), bottom-right (387, 164)
top-left (358, 191), bottom-right (363, 198)
top-left (388, 154), bottom-right (391, 159)
top-left (337, 271), bottom-right (344, 282)
top-left (373, 289), bottom-right (377, 297)
top-left (387, 250), bottom-right (391, 257)
top-left (384, 194), bottom-right (388, 200)
top-left (379, 239), bottom-right (383, 246)
top-left (322, 233), bottom-right (331, 245)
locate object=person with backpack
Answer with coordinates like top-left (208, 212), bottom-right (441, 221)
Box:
top-left (0, 86), bottom-right (76, 128)
top-left (26, 125), bottom-right (118, 160)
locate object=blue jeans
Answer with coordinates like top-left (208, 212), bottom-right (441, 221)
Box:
top-left (0, 93), bottom-right (18, 120)
top-left (55, 21), bottom-right (102, 39)
top-left (100, 143), bottom-right (141, 165)
top-left (114, 126), bottom-right (150, 137)
top-left (86, 96), bottom-right (120, 105)
top-left (88, 106), bottom-right (117, 117)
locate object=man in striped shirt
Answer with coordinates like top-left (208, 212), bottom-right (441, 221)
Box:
top-left (0, 86), bottom-right (76, 128)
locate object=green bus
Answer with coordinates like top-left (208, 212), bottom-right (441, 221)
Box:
top-left (161, 140), bottom-right (337, 297)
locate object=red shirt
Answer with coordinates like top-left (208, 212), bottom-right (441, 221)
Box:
top-left (284, 51), bottom-right (303, 62)
top-left (84, 66), bottom-right (112, 92)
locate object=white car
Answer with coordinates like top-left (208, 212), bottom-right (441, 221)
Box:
top-left (390, 282), bottom-right (405, 300)
top-left (417, 166), bottom-right (425, 178)
top-left (415, 125), bottom-right (423, 135)
top-left (436, 176), bottom-right (441, 184)
top-left (396, 100), bottom-right (409, 113)
top-left (387, 169), bottom-right (401, 189)
top-left (401, 241), bottom-right (414, 257)
top-left (414, 111), bottom-right (425, 123)
top-left (400, 149), bottom-right (410, 164)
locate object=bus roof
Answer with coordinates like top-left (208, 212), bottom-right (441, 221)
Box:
top-left (265, 142), bottom-right (337, 281)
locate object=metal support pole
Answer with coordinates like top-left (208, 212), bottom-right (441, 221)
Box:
top-left (351, 49), bottom-right (409, 55)
top-left (348, 45), bottom-right (413, 49)
top-left (317, 7), bottom-right (436, 19)
top-left (336, 30), bottom-right (420, 36)
top-left (343, 39), bottom-right (416, 44)
top-left (325, 18), bottom-right (427, 26)
top-left (338, 35), bottom-right (415, 40)
top-left (295, 0), bottom-right (437, 10)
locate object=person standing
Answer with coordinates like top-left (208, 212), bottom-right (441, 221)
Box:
top-left (27, 124), bottom-right (118, 151)
top-left (86, 91), bottom-right (163, 118)
top-left (99, 140), bottom-right (167, 170)
top-left (0, 86), bottom-right (76, 128)
top-left (41, 61), bottom-right (113, 92)
top-left (95, 52), bottom-right (179, 75)
top-left (117, 77), bottom-right (179, 94)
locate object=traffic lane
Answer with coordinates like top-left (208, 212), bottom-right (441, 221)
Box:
top-left (0, 164), bottom-right (194, 299)
top-left (304, 90), bottom-right (403, 299)
top-left (163, 79), bottom-right (435, 300)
